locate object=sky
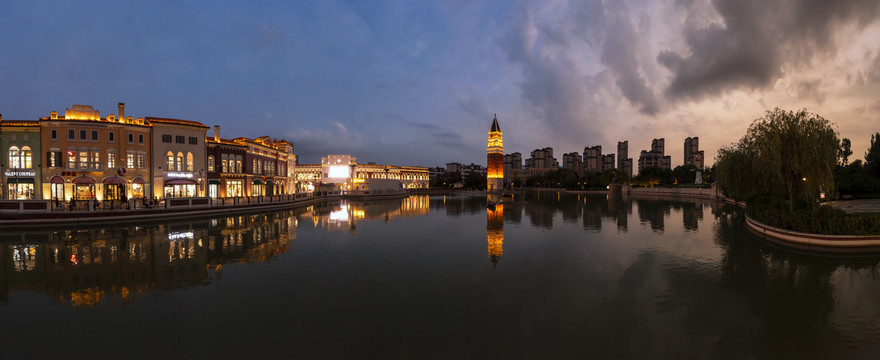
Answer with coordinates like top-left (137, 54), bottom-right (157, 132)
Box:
top-left (2, 0), bottom-right (880, 167)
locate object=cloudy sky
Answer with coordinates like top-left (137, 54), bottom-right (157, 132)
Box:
top-left (2, 0), bottom-right (879, 167)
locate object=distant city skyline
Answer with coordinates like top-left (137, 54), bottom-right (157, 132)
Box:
top-left (2, 1), bottom-right (879, 167)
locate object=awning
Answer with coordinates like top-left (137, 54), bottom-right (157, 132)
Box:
top-left (209, 180), bottom-right (221, 185)
top-left (252, 179), bottom-right (263, 185)
top-left (103, 176), bottom-right (125, 185)
top-left (165, 179), bottom-right (198, 185)
top-left (72, 176), bottom-right (95, 184)
top-left (266, 180), bottom-right (275, 185)
top-left (132, 177), bottom-right (146, 184)
top-left (50, 176), bottom-right (65, 184)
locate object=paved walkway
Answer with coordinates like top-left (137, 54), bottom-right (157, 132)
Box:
top-left (828, 199), bottom-right (880, 214)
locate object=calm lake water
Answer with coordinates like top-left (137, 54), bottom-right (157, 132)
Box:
top-left (2, 192), bottom-right (880, 358)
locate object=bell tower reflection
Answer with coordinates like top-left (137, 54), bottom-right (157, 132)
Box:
top-left (487, 196), bottom-right (504, 266)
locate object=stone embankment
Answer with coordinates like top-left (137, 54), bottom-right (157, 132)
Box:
top-left (0, 191), bottom-right (409, 228)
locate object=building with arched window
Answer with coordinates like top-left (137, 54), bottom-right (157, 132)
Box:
top-left (148, 117), bottom-right (208, 199)
top-left (39, 103), bottom-right (151, 201)
top-left (1, 119), bottom-right (42, 199)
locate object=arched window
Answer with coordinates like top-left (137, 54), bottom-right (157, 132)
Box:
top-left (21, 146), bottom-right (32, 169)
top-left (7, 146), bottom-right (20, 168)
top-left (166, 151), bottom-right (174, 170)
top-left (186, 152), bottom-right (194, 171)
top-left (176, 152), bottom-right (184, 171)
top-left (208, 156), bottom-right (215, 172)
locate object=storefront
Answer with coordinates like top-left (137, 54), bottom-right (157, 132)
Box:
top-left (103, 176), bottom-right (126, 200)
top-left (6, 178), bottom-right (35, 199)
top-left (73, 176), bottom-right (95, 200)
top-left (164, 179), bottom-right (198, 198)
top-left (227, 180), bottom-right (243, 197)
top-left (251, 180), bottom-right (263, 197)
top-left (265, 180), bottom-right (275, 196)
top-left (49, 176), bottom-right (65, 200)
top-left (132, 177), bottom-right (146, 198)
top-left (208, 180), bottom-right (220, 198)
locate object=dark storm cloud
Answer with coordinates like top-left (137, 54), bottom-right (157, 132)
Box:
top-left (409, 123), bottom-right (469, 148)
top-left (601, 6), bottom-right (660, 115)
top-left (660, 0), bottom-right (880, 101)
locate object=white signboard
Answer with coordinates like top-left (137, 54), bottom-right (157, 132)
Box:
top-left (4, 171), bottom-right (36, 177)
top-left (167, 172), bottom-right (194, 178)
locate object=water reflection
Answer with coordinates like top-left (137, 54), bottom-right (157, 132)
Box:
top-left (1, 192), bottom-right (879, 358)
top-left (0, 211), bottom-right (301, 307)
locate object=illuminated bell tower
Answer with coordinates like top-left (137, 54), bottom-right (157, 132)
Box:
top-left (487, 114), bottom-right (503, 191)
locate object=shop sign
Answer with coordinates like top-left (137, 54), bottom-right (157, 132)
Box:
top-left (5, 171), bottom-right (36, 177)
top-left (167, 172), bottom-right (194, 178)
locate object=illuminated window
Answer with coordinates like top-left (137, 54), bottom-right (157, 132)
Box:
top-left (186, 152), bottom-right (193, 171)
top-left (236, 160), bottom-right (242, 173)
top-left (221, 159), bottom-right (228, 173)
top-left (91, 151), bottom-right (100, 169)
top-left (49, 151), bottom-right (61, 168)
top-left (137, 153), bottom-right (145, 169)
top-left (127, 152), bottom-right (135, 169)
top-left (176, 152), bottom-right (183, 171)
top-left (107, 152), bottom-right (116, 169)
top-left (208, 156), bottom-right (215, 172)
top-left (166, 151), bottom-right (174, 170)
top-left (7, 146), bottom-right (20, 168)
top-left (67, 150), bottom-right (76, 168)
top-left (79, 151), bottom-right (88, 169)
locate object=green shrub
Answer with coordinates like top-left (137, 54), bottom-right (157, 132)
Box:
top-left (748, 201), bottom-right (880, 235)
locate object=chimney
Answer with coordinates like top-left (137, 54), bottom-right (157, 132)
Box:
top-left (214, 125), bottom-right (220, 141)
top-left (118, 102), bottom-right (125, 121)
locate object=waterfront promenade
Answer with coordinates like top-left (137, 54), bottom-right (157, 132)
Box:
top-left (0, 190), bottom-right (409, 227)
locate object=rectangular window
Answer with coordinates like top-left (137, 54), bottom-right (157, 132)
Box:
top-left (109, 132), bottom-right (115, 142)
top-left (162, 134), bottom-right (172, 143)
top-left (67, 151), bottom-right (76, 168)
top-left (91, 152), bottom-right (100, 170)
top-left (107, 152), bottom-right (116, 169)
top-left (137, 153), bottom-right (145, 169)
top-left (127, 153), bottom-right (135, 169)
top-left (91, 130), bottom-right (98, 141)
top-left (208, 157), bottom-right (215, 172)
top-left (128, 133), bottom-right (134, 143)
top-left (51, 130), bottom-right (57, 140)
top-left (189, 136), bottom-right (198, 145)
top-left (236, 160), bottom-right (242, 173)
top-left (68, 130), bottom-right (75, 140)
top-left (138, 134), bottom-right (144, 144)
top-left (79, 151), bottom-right (88, 169)
top-left (80, 130), bottom-right (87, 140)
top-left (221, 159), bottom-right (228, 173)
top-left (176, 135), bottom-right (185, 144)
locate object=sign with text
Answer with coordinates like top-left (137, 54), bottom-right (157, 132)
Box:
top-left (5, 171), bottom-right (36, 177)
top-left (167, 172), bottom-right (194, 178)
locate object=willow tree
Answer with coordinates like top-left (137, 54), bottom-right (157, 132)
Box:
top-left (715, 108), bottom-right (839, 212)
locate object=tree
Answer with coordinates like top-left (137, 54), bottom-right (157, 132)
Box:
top-left (838, 138), bottom-right (852, 166)
top-left (867, 132), bottom-right (880, 176)
top-left (715, 108), bottom-right (839, 212)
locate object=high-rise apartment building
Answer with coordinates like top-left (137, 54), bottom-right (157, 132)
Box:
top-left (526, 147), bottom-right (557, 169)
top-left (583, 145), bottom-right (602, 173)
top-left (601, 154), bottom-right (615, 172)
top-left (638, 138), bottom-right (671, 174)
top-left (684, 136), bottom-right (705, 169)
top-left (562, 152), bottom-right (583, 176)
